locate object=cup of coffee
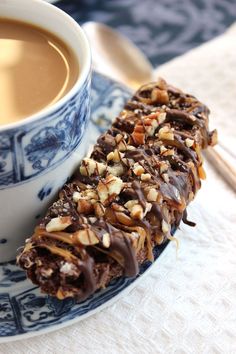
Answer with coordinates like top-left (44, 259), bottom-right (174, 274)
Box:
top-left (0, 0), bottom-right (91, 262)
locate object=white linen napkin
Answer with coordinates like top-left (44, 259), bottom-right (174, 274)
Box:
top-left (1, 24), bottom-right (236, 354)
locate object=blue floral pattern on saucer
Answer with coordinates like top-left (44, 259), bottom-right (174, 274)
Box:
top-left (0, 72), bottom-right (169, 342)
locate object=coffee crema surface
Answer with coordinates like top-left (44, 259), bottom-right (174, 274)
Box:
top-left (0, 19), bottom-right (79, 126)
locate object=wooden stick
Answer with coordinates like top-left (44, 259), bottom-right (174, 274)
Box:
top-left (204, 147), bottom-right (236, 193)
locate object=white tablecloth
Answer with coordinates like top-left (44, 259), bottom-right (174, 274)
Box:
top-left (1, 24), bottom-right (236, 354)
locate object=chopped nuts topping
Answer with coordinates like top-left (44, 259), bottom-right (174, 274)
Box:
top-left (97, 175), bottom-right (124, 205)
top-left (73, 189), bottom-right (98, 211)
top-left (115, 133), bottom-right (125, 144)
top-left (76, 229), bottom-right (99, 246)
top-left (130, 204), bottom-right (144, 220)
top-left (147, 188), bottom-right (158, 202)
top-left (158, 112), bottom-right (166, 124)
top-left (124, 200), bottom-right (138, 211)
top-left (94, 203), bottom-right (105, 217)
top-left (115, 212), bottom-right (134, 226)
top-left (46, 216), bottom-right (72, 232)
top-left (145, 202), bottom-right (152, 214)
top-left (145, 115), bottom-right (158, 137)
top-left (112, 203), bottom-right (126, 212)
top-left (72, 191), bottom-right (81, 203)
top-left (120, 109), bottom-right (128, 118)
top-left (151, 88), bottom-right (169, 104)
top-left (107, 149), bottom-right (124, 163)
top-left (107, 151), bottom-right (114, 161)
top-left (40, 268), bottom-right (53, 278)
top-left (80, 158), bottom-right (106, 176)
top-left (131, 124), bottom-right (146, 145)
top-left (77, 199), bottom-right (93, 214)
top-left (86, 190), bottom-right (98, 201)
top-left (60, 262), bottom-right (78, 276)
top-left (126, 145), bottom-right (136, 151)
top-left (158, 126), bottom-right (174, 141)
top-left (117, 140), bottom-right (127, 151)
top-left (160, 145), bottom-right (167, 154)
top-left (89, 217), bottom-right (97, 223)
top-left (162, 173), bottom-right (170, 183)
top-left (141, 173), bottom-right (151, 181)
top-left (189, 114), bottom-right (196, 121)
top-left (102, 233), bottom-right (111, 248)
top-left (124, 199), bottom-right (151, 220)
top-left (162, 149), bottom-right (175, 156)
top-left (36, 259), bottom-right (42, 266)
top-left (115, 134), bottom-right (127, 151)
top-left (209, 129), bottom-right (218, 146)
top-left (185, 138), bottom-right (194, 148)
top-left (107, 163), bottom-right (124, 177)
top-left (160, 161), bottom-right (169, 174)
top-left (156, 77), bottom-right (167, 90)
top-left (133, 163), bottom-right (145, 176)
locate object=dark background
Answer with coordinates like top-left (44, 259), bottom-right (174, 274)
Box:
top-left (57, 0), bottom-right (236, 66)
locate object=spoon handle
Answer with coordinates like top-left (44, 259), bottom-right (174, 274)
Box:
top-left (204, 146), bottom-right (236, 193)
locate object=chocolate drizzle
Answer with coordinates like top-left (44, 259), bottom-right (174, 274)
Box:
top-left (132, 181), bottom-right (146, 209)
top-left (17, 78), bottom-right (217, 302)
top-left (182, 209), bottom-right (196, 227)
top-left (109, 230), bottom-right (138, 277)
top-left (76, 254), bottom-right (96, 301)
top-left (94, 220), bottom-right (138, 277)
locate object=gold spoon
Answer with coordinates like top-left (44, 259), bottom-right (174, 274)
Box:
top-left (82, 22), bottom-right (152, 89)
top-left (83, 21), bottom-right (236, 192)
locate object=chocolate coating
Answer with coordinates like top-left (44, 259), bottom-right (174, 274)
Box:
top-left (17, 78), bottom-right (217, 302)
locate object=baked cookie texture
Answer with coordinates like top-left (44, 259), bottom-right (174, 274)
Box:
top-left (17, 79), bottom-right (217, 302)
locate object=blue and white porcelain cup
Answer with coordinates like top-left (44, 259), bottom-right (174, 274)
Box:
top-left (0, 0), bottom-right (91, 262)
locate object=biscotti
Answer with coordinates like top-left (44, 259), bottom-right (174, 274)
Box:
top-left (17, 79), bottom-right (217, 302)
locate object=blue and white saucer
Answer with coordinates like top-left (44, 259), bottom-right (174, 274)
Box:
top-left (0, 72), bottom-right (169, 343)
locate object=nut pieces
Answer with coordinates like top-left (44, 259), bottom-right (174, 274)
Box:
top-left (185, 138), bottom-right (194, 148)
top-left (102, 233), bottom-right (111, 248)
top-left (97, 175), bottom-right (124, 205)
top-left (151, 87), bottom-right (169, 104)
top-left (76, 229), bottom-right (99, 246)
top-left (147, 188), bottom-right (158, 202)
top-left (46, 216), bottom-right (72, 232)
top-left (80, 158), bottom-right (106, 176)
top-left (158, 126), bottom-right (174, 141)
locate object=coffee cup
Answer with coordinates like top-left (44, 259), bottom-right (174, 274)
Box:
top-left (0, 0), bottom-right (91, 262)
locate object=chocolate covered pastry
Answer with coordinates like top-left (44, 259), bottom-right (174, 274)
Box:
top-left (17, 79), bottom-right (217, 302)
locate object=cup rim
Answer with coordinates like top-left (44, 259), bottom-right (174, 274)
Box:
top-left (0, 0), bottom-right (91, 132)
